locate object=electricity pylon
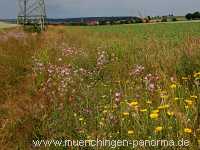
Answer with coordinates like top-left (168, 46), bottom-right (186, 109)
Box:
top-left (17, 0), bottom-right (47, 31)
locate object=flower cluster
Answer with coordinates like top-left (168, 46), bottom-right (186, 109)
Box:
top-left (62, 47), bottom-right (77, 56)
top-left (129, 65), bottom-right (145, 77)
top-left (33, 57), bottom-right (45, 74)
top-left (33, 56), bottom-right (74, 100)
top-left (144, 73), bottom-right (160, 92)
top-left (115, 92), bottom-right (122, 104)
top-left (97, 51), bottom-right (108, 67)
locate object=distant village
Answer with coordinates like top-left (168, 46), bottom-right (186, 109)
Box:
top-left (47, 11), bottom-right (200, 26)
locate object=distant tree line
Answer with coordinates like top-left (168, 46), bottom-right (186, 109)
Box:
top-left (185, 11), bottom-right (200, 20)
top-left (65, 17), bottom-right (143, 26)
top-left (98, 18), bottom-right (142, 25)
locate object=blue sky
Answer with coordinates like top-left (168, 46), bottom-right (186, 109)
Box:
top-left (0, 0), bottom-right (200, 18)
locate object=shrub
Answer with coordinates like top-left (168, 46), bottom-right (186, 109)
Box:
top-left (135, 18), bottom-right (143, 23)
top-left (172, 17), bottom-right (177, 22)
top-left (161, 16), bottom-right (168, 22)
top-left (23, 25), bottom-right (43, 33)
top-left (99, 20), bottom-right (107, 25)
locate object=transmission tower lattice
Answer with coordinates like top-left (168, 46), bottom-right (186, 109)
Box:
top-left (17, 0), bottom-right (47, 31)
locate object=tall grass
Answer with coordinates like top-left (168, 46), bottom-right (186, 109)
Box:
top-left (1, 22), bottom-right (200, 149)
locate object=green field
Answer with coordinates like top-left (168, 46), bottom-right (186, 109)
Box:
top-left (0, 22), bottom-right (200, 149)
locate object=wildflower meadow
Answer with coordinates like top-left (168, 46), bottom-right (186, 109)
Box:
top-left (0, 22), bottom-right (200, 149)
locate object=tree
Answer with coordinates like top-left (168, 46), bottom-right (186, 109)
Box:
top-left (186, 12), bottom-right (200, 20)
top-left (172, 17), bottom-right (177, 22)
top-left (147, 16), bottom-right (151, 20)
top-left (185, 13), bottom-right (192, 20)
top-left (99, 20), bottom-right (107, 25)
top-left (192, 11), bottom-right (200, 19)
top-left (161, 16), bottom-right (168, 22)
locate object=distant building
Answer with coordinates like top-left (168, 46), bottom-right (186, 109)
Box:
top-left (86, 20), bottom-right (99, 26)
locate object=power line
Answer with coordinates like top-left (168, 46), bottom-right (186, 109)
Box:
top-left (17, 0), bottom-right (47, 31)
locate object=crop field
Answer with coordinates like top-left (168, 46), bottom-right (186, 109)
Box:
top-left (0, 22), bottom-right (200, 149)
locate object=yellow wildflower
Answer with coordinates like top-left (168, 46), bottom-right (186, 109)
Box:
top-left (158, 104), bottom-right (170, 110)
top-left (160, 95), bottom-right (169, 99)
top-left (167, 111), bottom-right (174, 116)
top-left (130, 101), bottom-right (138, 106)
top-left (190, 95), bottom-right (197, 99)
top-left (128, 130), bottom-right (134, 134)
top-left (150, 113), bottom-right (159, 119)
top-left (174, 97), bottom-right (179, 101)
top-left (146, 100), bottom-right (152, 104)
top-left (160, 90), bottom-right (167, 94)
top-left (140, 109), bottom-right (148, 112)
top-left (170, 84), bottom-right (177, 89)
top-left (99, 122), bottom-right (104, 126)
top-left (103, 110), bottom-right (108, 113)
top-left (79, 118), bottom-right (84, 121)
top-left (123, 112), bottom-right (129, 116)
top-left (152, 109), bottom-right (159, 113)
top-left (182, 77), bottom-right (188, 80)
top-left (185, 105), bottom-right (189, 109)
top-left (185, 100), bottom-right (193, 106)
top-left (184, 128), bottom-right (192, 134)
top-left (194, 72), bottom-right (200, 78)
top-left (155, 126), bottom-right (163, 132)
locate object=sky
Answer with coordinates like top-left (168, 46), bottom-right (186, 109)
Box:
top-left (0, 0), bottom-right (200, 19)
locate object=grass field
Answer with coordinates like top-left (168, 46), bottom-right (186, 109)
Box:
top-left (0, 22), bottom-right (18, 29)
top-left (0, 22), bottom-right (200, 149)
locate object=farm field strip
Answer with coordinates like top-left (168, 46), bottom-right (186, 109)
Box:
top-left (0, 21), bottom-right (18, 29)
